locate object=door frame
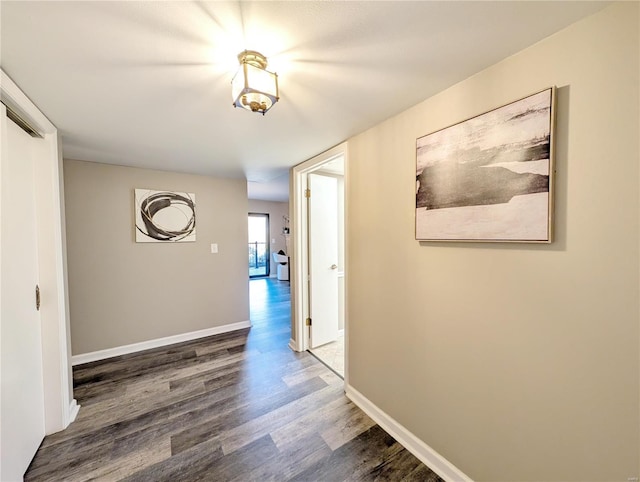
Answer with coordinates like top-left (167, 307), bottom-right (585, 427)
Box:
top-left (248, 212), bottom-right (270, 278)
top-left (289, 142), bottom-right (348, 382)
top-left (1, 69), bottom-right (77, 434)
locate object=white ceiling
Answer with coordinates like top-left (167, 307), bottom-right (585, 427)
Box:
top-left (1, 1), bottom-right (607, 200)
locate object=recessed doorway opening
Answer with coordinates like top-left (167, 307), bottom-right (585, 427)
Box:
top-left (290, 142), bottom-right (347, 381)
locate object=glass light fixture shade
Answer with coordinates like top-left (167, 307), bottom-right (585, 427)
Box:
top-left (231, 51), bottom-right (279, 115)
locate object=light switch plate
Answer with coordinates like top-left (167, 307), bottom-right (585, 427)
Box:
top-left (210, 243), bottom-right (218, 254)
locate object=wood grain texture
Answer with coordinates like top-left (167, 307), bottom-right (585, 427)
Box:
top-left (25, 278), bottom-right (441, 481)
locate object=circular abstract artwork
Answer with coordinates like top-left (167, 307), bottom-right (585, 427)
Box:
top-left (135, 189), bottom-right (196, 242)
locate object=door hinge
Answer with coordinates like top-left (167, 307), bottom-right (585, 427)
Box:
top-left (304, 189), bottom-right (311, 198)
top-left (306, 317), bottom-right (312, 326)
top-left (35, 284), bottom-right (41, 311)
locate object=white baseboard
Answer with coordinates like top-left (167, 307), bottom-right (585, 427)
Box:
top-left (71, 320), bottom-right (252, 366)
top-left (67, 399), bottom-right (80, 425)
top-left (288, 338), bottom-right (299, 352)
top-left (345, 384), bottom-right (472, 482)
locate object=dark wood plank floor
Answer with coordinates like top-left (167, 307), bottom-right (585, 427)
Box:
top-left (25, 278), bottom-right (441, 481)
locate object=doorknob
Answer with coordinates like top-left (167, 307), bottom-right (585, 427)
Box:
top-left (330, 264), bottom-right (337, 270)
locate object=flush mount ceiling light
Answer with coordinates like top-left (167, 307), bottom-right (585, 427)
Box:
top-left (231, 50), bottom-right (279, 115)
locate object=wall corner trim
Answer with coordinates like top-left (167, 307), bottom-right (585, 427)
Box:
top-left (67, 399), bottom-right (80, 425)
top-left (345, 384), bottom-right (473, 482)
top-left (71, 320), bottom-right (252, 366)
top-left (288, 338), bottom-right (299, 352)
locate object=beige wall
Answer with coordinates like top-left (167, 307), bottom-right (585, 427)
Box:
top-left (248, 199), bottom-right (290, 276)
top-left (64, 160), bottom-right (249, 355)
top-left (347, 3), bottom-right (639, 481)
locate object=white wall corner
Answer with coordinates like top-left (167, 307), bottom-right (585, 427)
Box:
top-left (345, 384), bottom-right (473, 482)
top-left (288, 338), bottom-right (299, 352)
top-left (66, 399), bottom-right (80, 426)
top-left (71, 320), bottom-right (252, 366)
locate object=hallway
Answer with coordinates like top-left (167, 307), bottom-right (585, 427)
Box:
top-left (251, 277), bottom-right (345, 377)
top-left (248, 277), bottom-right (292, 350)
top-left (24, 278), bottom-right (440, 481)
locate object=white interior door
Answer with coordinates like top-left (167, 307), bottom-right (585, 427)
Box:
top-left (1, 109), bottom-right (46, 480)
top-left (308, 173), bottom-right (339, 348)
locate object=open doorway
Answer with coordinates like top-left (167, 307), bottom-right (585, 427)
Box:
top-left (290, 143), bottom-right (347, 380)
top-left (307, 169), bottom-right (344, 376)
top-left (248, 213), bottom-right (270, 278)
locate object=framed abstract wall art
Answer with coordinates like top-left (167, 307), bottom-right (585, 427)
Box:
top-left (415, 87), bottom-right (555, 243)
top-left (135, 189), bottom-right (196, 242)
